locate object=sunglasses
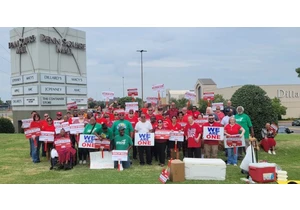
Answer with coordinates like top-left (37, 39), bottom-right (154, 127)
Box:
top-left (129, 112), bottom-right (134, 114)
top-left (158, 121), bottom-right (163, 123)
top-left (141, 116), bottom-right (146, 118)
top-left (44, 115), bottom-right (48, 117)
top-left (47, 120), bottom-right (52, 122)
top-left (148, 110), bottom-right (153, 111)
top-left (208, 118), bottom-right (214, 120)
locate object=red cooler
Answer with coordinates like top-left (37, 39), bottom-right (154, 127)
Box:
top-left (249, 163), bottom-right (276, 183)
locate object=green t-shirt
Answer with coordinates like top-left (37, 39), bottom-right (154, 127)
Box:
top-left (112, 120), bottom-right (133, 137)
top-left (83, 123), bottom-right (102, 135)
top-left (99, 127), bottom-right (113, 140)
top-left (235, 113), bottom-right (253, 139)
top-left (114, 134), bottom-right (133, 151)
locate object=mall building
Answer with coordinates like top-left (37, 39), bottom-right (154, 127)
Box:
top-left (166, 78), bottom-right (300, 119)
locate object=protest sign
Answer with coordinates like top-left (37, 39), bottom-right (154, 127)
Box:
top-left (78, 134), bottom-right (111, 149)
top-left (127, 88), bottom-right (138, 96)
top-left (125, 102), bottom-right (139, 112)
top-left (155, 129), bottom-right (171, 140)
top-left (224, 134), bottom-right (245, 148)
top-left (21, 118), bottom-right (33, 129)
top-left (194, 119), bottom-right (208, 124)
top-left (152, 84), bottom-right (164, 92)
top-left (102, 91), bottom-right (114, 101)
top-left (39, 131), bottom-right (55, 142)
top-left (179, 122), bottom-right (187, 128)
top-left (146, 97), bottom-right (158, 104)
top-left (112, 150), bottom-right (128, 161)
top-left (203, 126), bottom-right (224, 140)
top-left (203, 92), bottom-right (214, 101)
top-left (169, 131), bottom-right (184, 142)
top-left (184, 91), bottom-right (196, 101)
top-left (212, 102), bottom-right (224, 111)
top-left (55, 122), bottom-right (70, 134)
top-left (67, 101), bottom-right (77, 110)
top-left (134, 133), bottom-right (155, 146)
top-left (24, 127), bottom-right (41, 139)
top-left (70, 123), bottom-right (84, 134)
top-left (54, 137), bottom-right (72, 150)
top-left (53, 120), bottom-right (64, 126)
top-left (89, 151), bottom-right (114, 169)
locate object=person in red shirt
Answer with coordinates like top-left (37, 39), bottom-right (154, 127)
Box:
top-left (56, 112), bottom-right (63, 120)
top-left (103, 113), bottom-right (113, 128)
top-left (167, 102), bottom-right (179, 119)
top-left (215, 105), bottom-right (225, 122)
top-left (191, 106), bottom-right (201, 120)
top-left (42, 117), bottom-right (56, 158)
top-left (40, 113), bottom-right (50, 157)
top-left (162, 112), bottom-right (171, 128)
top-left (95, 111), bottom-right (106, 124)
top-left (29, 113), bottom-right (42, 163)
top-left (168, 116), bottom-right (182, 159)
top-left (224, 117), bottom-right (245, 166)
top-left (181, 107), bottom-right (192, 157)
top-left (154, 119), bottom-right (169, 167)
top-left (125, 109), bottom-right (139, 159)
top-left (141, 102), bottom-right (149, 115)
top-left (145, 107), bottom-right (158, 121)
top-left (184, 116), bottom-right (202, 158)
top-left (202, 114), bottom-right (223, 158)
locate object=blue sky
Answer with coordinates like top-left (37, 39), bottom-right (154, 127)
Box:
top-left (1, 27), bottom-right (300, 101)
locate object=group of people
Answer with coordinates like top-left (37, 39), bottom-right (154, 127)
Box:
top-left (24, 99), bottom-right (277, 170)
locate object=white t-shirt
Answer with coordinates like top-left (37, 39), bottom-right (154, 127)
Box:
top-left (221, 115), bottom-right (234, 126)
top-left (135, 121), bottom-right (153, 133)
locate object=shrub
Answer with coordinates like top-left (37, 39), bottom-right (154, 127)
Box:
top-left (0, 117), bottom-right (15, 133)
top-left (230, 85), bottom-right (277, 141)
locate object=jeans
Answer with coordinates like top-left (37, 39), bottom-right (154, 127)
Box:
top-left (114, 159), bottom-right (131, 169)
top-left (30, 136), bottom-right (41, 163)
top-left (29, 138), bottom-right (33, 157)
top-left (227, 147), bottom-right (238, 164)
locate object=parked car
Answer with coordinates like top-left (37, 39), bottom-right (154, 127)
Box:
top-left (292, 119), bottom-right (300, 126)
top-left (278, 126), bottom-right (294, 134)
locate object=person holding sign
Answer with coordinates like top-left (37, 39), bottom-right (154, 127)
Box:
top-left (29, 113), bottom-right (42, 163)
top-left (113, 126), bottom-right (133, 169)
top-left (224, 117), bottom-right (245, 166)
top-left (42, 117), bottom-right (56, 159)
top-left (154, 119), bottom-right (170, 167)
top-left (168, 116), bottom-right (182, 160)
top-left (26, 111), bottom-right (37, 158)
top-left (184, 116), bottom-right (202, 158)
top-left (112, 112), bottom-right (134, 139)
top-left (125, 109), bottom-right (139, 159)
top-left (260, 123), bottom-right (277, 155)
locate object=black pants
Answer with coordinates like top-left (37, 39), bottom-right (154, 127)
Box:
top-left (188, 147), bottom-right (201, 158)
top-left (78, 148), bottom-right (88, 161)
top-left (70, 134), bottom-right (76, 147)
top-left (155, 142), bottom-right (167, 165)
top-left (138, 146), bottom-right (152, 164)
top-left (182, 140), bottom-right (188, 157)
top-left (133, 138), bottom-right (137, 159)
top-left (41, 142), bottom-right (46, 156)
top-left (166, 144), bottom-right (171, 158)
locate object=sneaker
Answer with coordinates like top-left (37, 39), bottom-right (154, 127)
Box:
top-left (79, 160), bottom-right (83, 164)
top-left (268, 150), bottom-right (272, 154)
top-left (272, 151), bottom-right (276, 155)
top-left (83, 160), bottom-right (87, 164)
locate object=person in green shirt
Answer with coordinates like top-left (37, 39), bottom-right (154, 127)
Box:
top-left (111, 112), bottom-right (134, 138)
top-left (113, 126), bottom-right (133, 169)
top-left (94, 123), bottom-right (114, 151)
top-left (234, 106), bottom-right (254, 159)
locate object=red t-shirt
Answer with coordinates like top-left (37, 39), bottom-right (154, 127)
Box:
top-left (162, 118), bottom-right (171, 128)
top-left (216, 112), bottom-right (225, 121)
top-left (182, 114), bottom-right (192, 124)
top-left (30, 121), bottom-right (42, 129)
top-left (168, 123), bottom-right (182, 131)
top-left (96, 117), bottom-right (106, 125)
top-left (42, 124), bottom-right (55, 132)
top-left (224, 123), bottom-right (241, 135)
top-left (202, 122), bottom-right (223, 145)
top-left (184, 122), bottom-right (202, 148)
top-left (154, 126), bottom-right (169, 143)
top-left (40, 120), bottom-right (48, 130)
top-left (168, 108), bottom-right (179, 119)
top-left (192, 111), bottom-right (201, 119)
top-left (141, 108), bottom-right (148, 115)
top-left (177, 118), bottom-right (187, 129)
top-left (125, 116), bottom-right (139, 129)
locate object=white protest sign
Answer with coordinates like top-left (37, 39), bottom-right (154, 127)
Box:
top-left (125, 102), bottom-right (139, 112)
top-left (70, 123), bottom-right (84, 134)
top-left (212, 102), bottom-right (224, 111)
top-left (53, 120), bottom-right (64, 126)
top-left (152, 84), bottom-right (164, 92)
top-left (146, 97), bottom-right (158, 104)
top-left (184, 91), bottom-right (196, 101)
top-left (21, 118), bottom-right (33, 129)
top-left (134, 133), bottom-right (155, 146)
top-left (39, 131), bottom-right (55, 142)
top-left (112, 150), bottom-right (128, 161)
top-left (194, 119), bottom-right (208, 124)
top-left (169, 131), bottom-right (184, 142)
top-left (61, 122), bottom-right (70, 132)
top-left (203, 126), bottom-right (224, 141)
top-left (102, 91), bottom-right (114, 101)
top-left (89, 151), bottom-right (114, 169)
top-left (67, 101), bottom-right (77, 110)
top-left (224, 134), bottom-right (245, 148)
top-left (78, 134), bottom-right (98, 148)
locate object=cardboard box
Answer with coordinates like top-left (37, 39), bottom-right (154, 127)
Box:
top-left (170, 159), bottom-right (185, 182)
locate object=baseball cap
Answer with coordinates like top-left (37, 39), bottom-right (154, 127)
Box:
top-left (118, 125), bottom-right (125, 130)
top-left (57, 112), bottom-right (62, 115)
top-left (225, 108), bottom-right (230, 113)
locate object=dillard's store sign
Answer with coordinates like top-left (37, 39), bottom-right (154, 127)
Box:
top-left (277, 89), bottom-right (300, 98)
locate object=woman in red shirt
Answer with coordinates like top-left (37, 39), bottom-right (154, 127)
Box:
top-left (29, 113), bottom-right (42, 163)
top-left (184, 116), bottom-right (202, 158)
top-left (168, 116), bottom-right (182, 160)
top-left (224, 117), bottom-right (245, 166)
top-left (154, 119), bottom-right (169, 167)
top-left (42, 117), bottom-right (56, 158)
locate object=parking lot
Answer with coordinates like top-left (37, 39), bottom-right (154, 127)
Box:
top-left (279, 121), bottom-right (300, 134)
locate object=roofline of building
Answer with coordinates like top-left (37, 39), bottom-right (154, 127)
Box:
top-left (215, 84), bottom-right (300, 90)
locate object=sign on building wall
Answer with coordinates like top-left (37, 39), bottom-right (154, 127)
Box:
top-left (11, 98), bottom-right (24, 106)
top-left (67, 97), bottom-right (87, 105)
top-left (11, 76), bottom-right (23, 85)
top-left (11, 87), bottom-right (23, 96)
top-left (24, 97), bottom-right (39, 105)
top-left (66, 76), bottom-right (87, 85)
top-left (24, 85), bottom-right (39, 94)
top-left (40, 73), bottom-right (65, 83)
top-left (40, 96), bottom-right (66, 105)
top-left (40, 85), bottom-right (66, 94)
top-left (23, 73), bottom-right (38, 84)
top-left (66, 87), bottom-right (87, 95)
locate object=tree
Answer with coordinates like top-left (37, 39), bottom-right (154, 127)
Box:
top-left (198, 94), bottom-right (227, 113)
top-left (295, 67), bottom-right (300, 77)
top-left (170, 97), bottom-right (190, 109)
top-left (230, 85), bottom-right (277, 141)
top-left (117, 97), bottom-right (143, 109)
top-left (0, 98), bottom-right (3, 105)
top-left (272, 97), bottom-right (287, 120)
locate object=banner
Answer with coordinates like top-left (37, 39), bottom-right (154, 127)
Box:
top-left (203, 92), bottom-right (214, 101)
top-left (127, 88), bottom-right (138, 96)
top-left (203, 126), bottom-right (224, 140)
top-left (169, 131), bottom-right (184, 142)
top-left (146, 97), bottom-right (158, 104)
top-left (67, 101), bottom-right (77, 110)
top-left (102, 91), bottom-right (114, 101)
top-left (152, 84), bottom-right (164, 92)
top-left (125, 102), bottom-right (139, 112)
top-left (89, 151), bottom-right (114, 169)
top-left (55, 122), bottom-right (70, 134)
top-left (212, 102), bottom-right (224, 111)
top-left (78, 134), bottom-right (111, 149)
top-left (194, 119), bottom-right (208, 124)
top-left (134, 133), bottom-right (155, 146)
top-left (70, 123), bottom-right (85, 134)
top-left (39, 131), bottom-right (55, 142)
top-left (21, 118), bottom-right (33, 129)
top-left (184, 91), bottom-right (196, 101)
top-left (54, 137), bottom-right (72, 150)
top-left (155, 129), bottom-right (171, 140)
top-left (53, 120), bottom-right (64, 126)
top-left (224, 135), bottom-right (245, 148)
top-left (112, 150), bottom-right (128, 161)
top-left (24, 127), bottom-right (41, 139)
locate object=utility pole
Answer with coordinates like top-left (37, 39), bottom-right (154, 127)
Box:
top-left (122, 76), bottom-right (125, 97)
top-left (136, 50), bottom-right (147, 102)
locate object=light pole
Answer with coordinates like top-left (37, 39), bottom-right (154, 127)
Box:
top-left (122, 76), bottom-right (125, 97)
top-left (137, 50), bottom-right (147, 102)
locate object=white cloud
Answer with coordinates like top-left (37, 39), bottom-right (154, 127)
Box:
top-left (127, 59), bottom-right (200, 68)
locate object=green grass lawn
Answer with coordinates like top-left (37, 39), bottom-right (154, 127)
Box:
top-left (0, 133), bottom-right (299, 184)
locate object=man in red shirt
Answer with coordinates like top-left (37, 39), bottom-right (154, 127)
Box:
top-left (184, 116), bottom-right (202, 158)
top-left (181, 107), bottom-right (193, 157)
top-left (215, 105), bottom-right (225, 122)
top-left (141, 102), bottom-right (149, 115)
top-left (145, 107), bottom-right (158, 121)
top-left (202, 114), bottom-right (223, 158)
top-left (95, 111), bottom-right (106, 124)
top-left (167, 102), bottom-right (179, 119)
top-left (191, 106), bottom-right (201, 120)
top-left (40, 113), bottom-right (50, 157)
top-left (125, 109), bottom-right (139, 159)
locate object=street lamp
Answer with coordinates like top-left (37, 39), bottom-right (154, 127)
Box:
top-left (137, 50), bottom-right (147, 102)
top-left (122, 76), bottom-right (125, 97)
